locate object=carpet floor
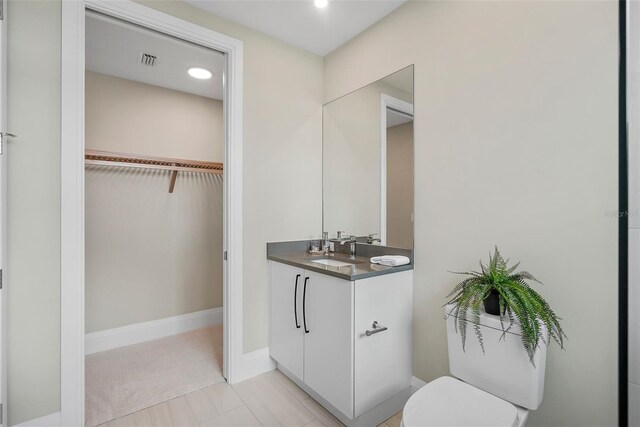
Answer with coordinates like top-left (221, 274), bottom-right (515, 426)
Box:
top-left (85, 325), bottom-right (224, 426)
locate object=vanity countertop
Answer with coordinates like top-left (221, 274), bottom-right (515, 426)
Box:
top-left (267, 251), bottom-right (413, 281)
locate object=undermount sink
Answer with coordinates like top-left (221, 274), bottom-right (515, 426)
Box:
top-left (310, 258), bottom-right (356, 268)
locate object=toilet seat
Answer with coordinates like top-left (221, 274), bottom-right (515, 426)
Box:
top-left (402, 376), bottom-right (519, 427)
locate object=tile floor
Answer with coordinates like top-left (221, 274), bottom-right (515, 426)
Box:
top-left (100, 369), bottom-right (403, 427)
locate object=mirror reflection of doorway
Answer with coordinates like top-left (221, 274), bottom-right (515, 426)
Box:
top-left (385, 107), bottom-right (414, 249)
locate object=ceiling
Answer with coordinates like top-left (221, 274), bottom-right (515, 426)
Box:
top-left (185, 0), bottom-right (407, 56)
top-left (86, 12), bottom-right (225, 100)
top-left (387, 109), bottom-right (413, 128)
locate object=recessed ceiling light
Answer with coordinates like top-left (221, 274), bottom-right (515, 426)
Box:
top-left (314, 0), bottom-right (328, 9)
top-left (188, 67), bottom-right (212, 79)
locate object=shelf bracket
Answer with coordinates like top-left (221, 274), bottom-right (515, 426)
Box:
top-left (169, 169), bottom-right (178, 193)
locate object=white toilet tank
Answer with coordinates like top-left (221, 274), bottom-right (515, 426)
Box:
top-left (445, 305), bottom-right (548, 410)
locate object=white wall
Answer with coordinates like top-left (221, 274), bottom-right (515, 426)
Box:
top-left (628, 1), bottom-right (640, 425)
top-left (85, 71), bottom-right (224, 161)
top-left (324, 2), bottom-right (618, 426)
top-left (85, 72), bottom-right (223, 333)
top-left (85, 167), bottom-right (223, 333)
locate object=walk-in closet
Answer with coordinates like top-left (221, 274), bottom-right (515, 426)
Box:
top-left (83, 12), bottom-right (226, 425)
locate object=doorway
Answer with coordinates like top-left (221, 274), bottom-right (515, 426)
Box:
top-left (60, 1), bottom-right (244, 425)
top-left (83, 12), bottom-right (226, 425)
top-left (380, 93), bottom-right (414, 247)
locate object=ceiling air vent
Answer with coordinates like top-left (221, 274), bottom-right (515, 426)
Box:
top-left (139, 53), bottom-right (157, 67)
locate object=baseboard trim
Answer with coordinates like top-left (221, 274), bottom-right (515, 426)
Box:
top-left (13, 411), bottom-right (61, 427)
top-left (236, 347), bottom-right (275, 383)
top-left (278, 364), bottom-right (409, 427)
top-left (85, 307), bottom-right (223, 355)
top-left (411, 376), bottom-right (427, 390)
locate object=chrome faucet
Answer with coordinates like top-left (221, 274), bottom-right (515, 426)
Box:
top-left (322, 231), bottom-right (330, 255)
top-left (331, 231), bottom-right (357, 257)
top-left (367, 233), bottom-right (382, 244)
top-left (338, 234), bottom-right (357, 257)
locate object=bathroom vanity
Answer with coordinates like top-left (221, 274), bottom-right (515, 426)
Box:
top-left (267, 64), bottom-right (416, 426)
top-left (267, 241), bottom-right (413, 426)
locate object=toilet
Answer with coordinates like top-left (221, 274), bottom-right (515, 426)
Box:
top-left (401, 305), bottom-right (548, 427)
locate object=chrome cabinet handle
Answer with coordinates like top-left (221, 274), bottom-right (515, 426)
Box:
top-left (365, 321), bottom-right (388, 336)
top-left (0, 132), bottom-right (17, 155)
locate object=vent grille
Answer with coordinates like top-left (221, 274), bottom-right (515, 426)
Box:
top-left (139, 53), bottom-right (157, 67)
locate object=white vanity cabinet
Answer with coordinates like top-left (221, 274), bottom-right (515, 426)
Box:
top-left (303, 270), bottom-right (354, 417)
top-left (268, 260), bottom-right (413, 424)
top-left (269, 262), bottom-right (305, 380)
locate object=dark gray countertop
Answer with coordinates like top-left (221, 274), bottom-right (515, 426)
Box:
top-left (267, 250), bottom-right (413, 281)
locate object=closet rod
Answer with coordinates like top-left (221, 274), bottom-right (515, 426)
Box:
top-left (85, 149), bottom-right (223, 175)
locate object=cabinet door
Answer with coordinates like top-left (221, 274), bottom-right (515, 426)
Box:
top-left (354, 270), bottom-right (413, 417)
top-left (269, 261), bottom-right (305, 380)
top-left (303, 270), bottom-right (354, 418)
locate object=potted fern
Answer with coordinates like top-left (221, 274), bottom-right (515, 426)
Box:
top-left (445, 247), bottom-right (566, 364)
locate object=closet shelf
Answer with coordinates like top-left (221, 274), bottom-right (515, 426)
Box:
top-left (85, 149), bottom-right (223, 193)
top-left (85, 149), bottom-right (223, 174)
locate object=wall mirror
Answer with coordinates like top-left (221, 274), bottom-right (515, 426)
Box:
top-left (322, 65), bottom-right (414, 248)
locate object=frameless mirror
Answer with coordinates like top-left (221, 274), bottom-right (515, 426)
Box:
top-left (322, 65), bottom-right (414, 248)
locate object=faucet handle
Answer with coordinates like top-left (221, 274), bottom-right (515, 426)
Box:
top-left (367, 233), bottom-right (381, 244)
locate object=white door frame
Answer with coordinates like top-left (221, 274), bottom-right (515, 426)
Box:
top-left (380, 94), bottom-right (413, 246)
top-left (0, 0), bottom-right (8, 425)
top-left (61, 1), bottom-right (244, 425)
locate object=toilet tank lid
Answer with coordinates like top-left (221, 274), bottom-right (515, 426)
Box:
top-left (403, 376), bottom-right (518, 427)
